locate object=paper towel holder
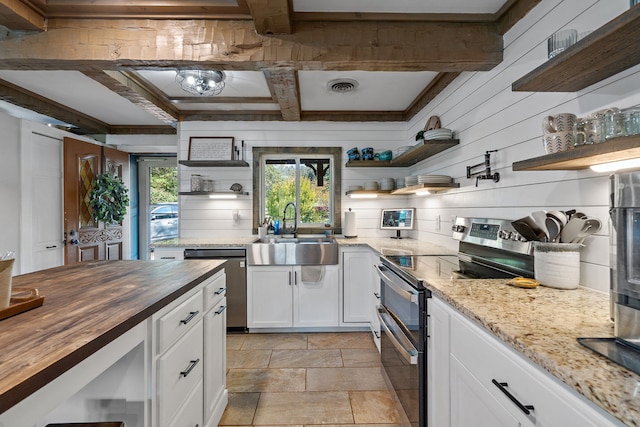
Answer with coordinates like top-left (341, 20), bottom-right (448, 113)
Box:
top-left (344, 208), bottom-right (357, 238)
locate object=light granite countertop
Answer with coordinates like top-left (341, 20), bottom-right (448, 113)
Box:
top-left (153, 235), bottom-right (638, 425)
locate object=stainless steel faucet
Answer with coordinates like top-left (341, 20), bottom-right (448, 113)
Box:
top-left (283, 202), bottom-right (297, 237)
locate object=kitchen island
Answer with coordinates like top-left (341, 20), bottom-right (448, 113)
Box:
top-left (0, 259), bottom-right (226, 427)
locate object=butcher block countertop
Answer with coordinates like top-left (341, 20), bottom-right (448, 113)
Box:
top-left (0, 259), bottom-right (224, 415)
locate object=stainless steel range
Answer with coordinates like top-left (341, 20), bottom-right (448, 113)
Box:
top-left (377, 217), bottom-right (535, 427)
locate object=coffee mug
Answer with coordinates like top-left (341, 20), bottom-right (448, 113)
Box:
top-left (543, 113), bottom-right (577, 134)
top-left (543, 131), bottom-right (574, 154)
top-left (361, 147), bottom-right (374, 160)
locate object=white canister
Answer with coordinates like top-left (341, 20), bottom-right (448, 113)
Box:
top-left (344, 208), bottom-right (357, 238)
top-left (258, 226), bottom-right (267, 240)
top-left (533, 242), bottom-right (581, 289)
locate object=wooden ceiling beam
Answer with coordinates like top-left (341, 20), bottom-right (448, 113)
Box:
top-left (82, 70), bottom-right (178, 125)
top-left (246, 0), bottom-right (292, 35)
top-left (0, 0), bottom-right (45, 31)
top-left (494, 0), bottom-right (541, 35)
top-left (0, 77), bottom-right (110, 133)
top-left (108, 125), bottom-right (176, 135)
top-left (0, 18), bottom-right (502, 72)
top-left (403, 72), bottom-right (461, 121)
top-left (264, 69), bottom-right (300, 121)
top-left (170, 96), bottom-right (275, 104)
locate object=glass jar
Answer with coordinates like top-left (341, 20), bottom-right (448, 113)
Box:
top-left (202, 179), bottom-right (215, 192)
top-left (190, 174), bottom-right (203, 192)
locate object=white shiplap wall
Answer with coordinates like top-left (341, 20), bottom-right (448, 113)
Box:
top-left (178, 0), bottom-right (640, 292)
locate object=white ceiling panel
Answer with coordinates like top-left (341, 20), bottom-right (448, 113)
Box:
top-left (293, 0), bottom-right (506, 14)
top-left (0, 70), bottom-right (166, 126)
top-left (299, 70), bottom-right (438, 111)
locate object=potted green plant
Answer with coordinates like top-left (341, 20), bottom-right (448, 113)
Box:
top-left (415, 130), bottom-right (427, 141)
top-left (89, 173), bottom-right (130, 225)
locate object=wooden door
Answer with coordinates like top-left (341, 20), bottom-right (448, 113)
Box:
top-left (63, 138), bottom-right (129, 264)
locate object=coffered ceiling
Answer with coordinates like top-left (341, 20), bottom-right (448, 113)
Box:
top-left (0, 0), bottom-right (540, 135)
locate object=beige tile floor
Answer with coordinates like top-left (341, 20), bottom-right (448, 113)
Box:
top-left (221, 332), bottom-right (402, 426)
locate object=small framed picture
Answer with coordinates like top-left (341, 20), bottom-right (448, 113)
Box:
top-left (188, 137), bottom-right (235, 161)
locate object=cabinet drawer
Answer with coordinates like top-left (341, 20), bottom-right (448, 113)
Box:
top-left (167, 380), bottom-right (203, 427)
top-left (203, 271), bottom-right (226, 311)
top-left (153, 248), bottom-right (185, 260)
top-left (450, 312), bottom-right (615, 427)
top-left (158, 320), bottom-right (203, 426)
top-left (157, 291), bottom-right (203, 353)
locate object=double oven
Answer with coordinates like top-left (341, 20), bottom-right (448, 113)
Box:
top-left (376, 217), bottom-right (535, 427)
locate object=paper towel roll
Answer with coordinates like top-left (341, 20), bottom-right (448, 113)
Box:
top-left (344, 209), bottom-right (357, 238)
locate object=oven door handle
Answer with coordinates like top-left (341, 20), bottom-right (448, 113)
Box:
top-left (377, 307), bottom-right (418, 365)
top-left (374, 264), bottom-right (418, 303)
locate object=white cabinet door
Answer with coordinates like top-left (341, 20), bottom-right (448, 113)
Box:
top-left (247, 265), bottom-right (293, 328)
top-left (294, 264), bottom-right (339, 327)
top-left (450, 354), bottom-right (523, 427)
top-left (427, 296), bottom-right (451, 427)
top-left (342, 249), bottom-right (375, 324)
top-left (204, 295), bottom-right (228, 427)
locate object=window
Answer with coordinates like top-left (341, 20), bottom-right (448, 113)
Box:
top-left (253, 147), bottom-right (342, 234)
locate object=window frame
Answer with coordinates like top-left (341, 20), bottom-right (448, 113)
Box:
top-left (252, 146), bottom-right (342, 235)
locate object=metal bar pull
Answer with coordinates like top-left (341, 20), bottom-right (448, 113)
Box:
top-left (375, 265), bottom-right (418, 303)
top-left (180, 310), bottom-right (199, 325)
top-left (214, 287), bottom-right (226, 295)
top-left (215, 305), bottom-right (227, 315)
top-left (491, 379), bottom-right (534, 415)
top-left (180, 358), bottom-right (200, 377)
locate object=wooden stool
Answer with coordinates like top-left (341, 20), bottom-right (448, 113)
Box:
top-left (46, 423), bottom-right (124, 427)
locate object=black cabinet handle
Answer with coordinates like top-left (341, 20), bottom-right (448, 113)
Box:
top-left (214, 287), bottom-right (226, 295)
top-left (215, 305), bottom-right (227, 315)
top-left (492, 379), bottom-right (534, 415)
top-left (180, 358), bottom-right (200, 377)
top-left (180, 310), bottom-right (199, 325)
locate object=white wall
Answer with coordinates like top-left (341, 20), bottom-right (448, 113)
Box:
top-left (404, 0), bottom-right (639, 292)
top-left (178, 121), bottom-right (412, 239)
top-left (0, 113), bottom-right (21, 271)
top-left (178, 0), bottom-right (640, 292)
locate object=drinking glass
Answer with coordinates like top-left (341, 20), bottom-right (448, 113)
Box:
top-left (547, 29), bottom-right (578, 59)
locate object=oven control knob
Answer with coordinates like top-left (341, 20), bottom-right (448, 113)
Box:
top-left (498, 229), bottom-right (510, 239)
top-left (452, 224), bottom-right (466, 233)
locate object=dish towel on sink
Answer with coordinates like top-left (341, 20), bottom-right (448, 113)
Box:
top-left (301, 265), bottom-right (325, 283)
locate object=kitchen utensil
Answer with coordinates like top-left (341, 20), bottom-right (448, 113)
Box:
top-left (545, 216), bottom-right (562, 242)
top-left (547, 210), bottom-right (568, 227)
top-left (531, 211), bottom-right (550, 241)
top-left (511, 220), bottom-right (543, 242)
top-left (559, 217), bottom-right (586, 243)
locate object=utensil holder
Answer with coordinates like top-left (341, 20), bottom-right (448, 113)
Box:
top-left (533, 243), bottom-right (581, 289)
top-left (0, 258), bottom-right (15, 309)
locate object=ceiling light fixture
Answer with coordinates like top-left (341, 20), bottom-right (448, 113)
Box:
top-left (175, 70), bottom-right (226, 96)
top-left (590, 158), bottom-right (640, 173)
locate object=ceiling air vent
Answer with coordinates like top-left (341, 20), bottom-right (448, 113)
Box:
top-left (327, 78), bottom-right (359, 93)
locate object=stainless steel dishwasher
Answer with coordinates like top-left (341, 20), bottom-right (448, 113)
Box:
top-left (184, 248), bottom-right (247, 331)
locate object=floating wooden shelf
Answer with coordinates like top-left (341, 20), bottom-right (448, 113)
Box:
top-left (346, 139), bottom-right (459, 168)
top-left (392, 183), bottom-right (460, 194)
top-left (512, 6), bottom-right (640, 92)
top-left (179, 160), bottom-right (249, 167)
top-left (512, 135), bottom-right (640, 171)
top-left (179, 191), bottom-right (249, 196)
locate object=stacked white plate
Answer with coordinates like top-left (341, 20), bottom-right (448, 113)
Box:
top-left (396, 178), bottom-right (405, 189)
top-left (395, 146), bottom-right (412, 157)
top-left (422, 128), bottom-right (453, 140)
top-left (349, 185), bottom-right (363, 191)
top-left (417, 175), bottom-right (453, 184)
top-left (364, 181), bottom-right (379, 191)
top-left (380, 177), bottom-right (395, 191)
top-left (405, 175), bottom-right (418, 186)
